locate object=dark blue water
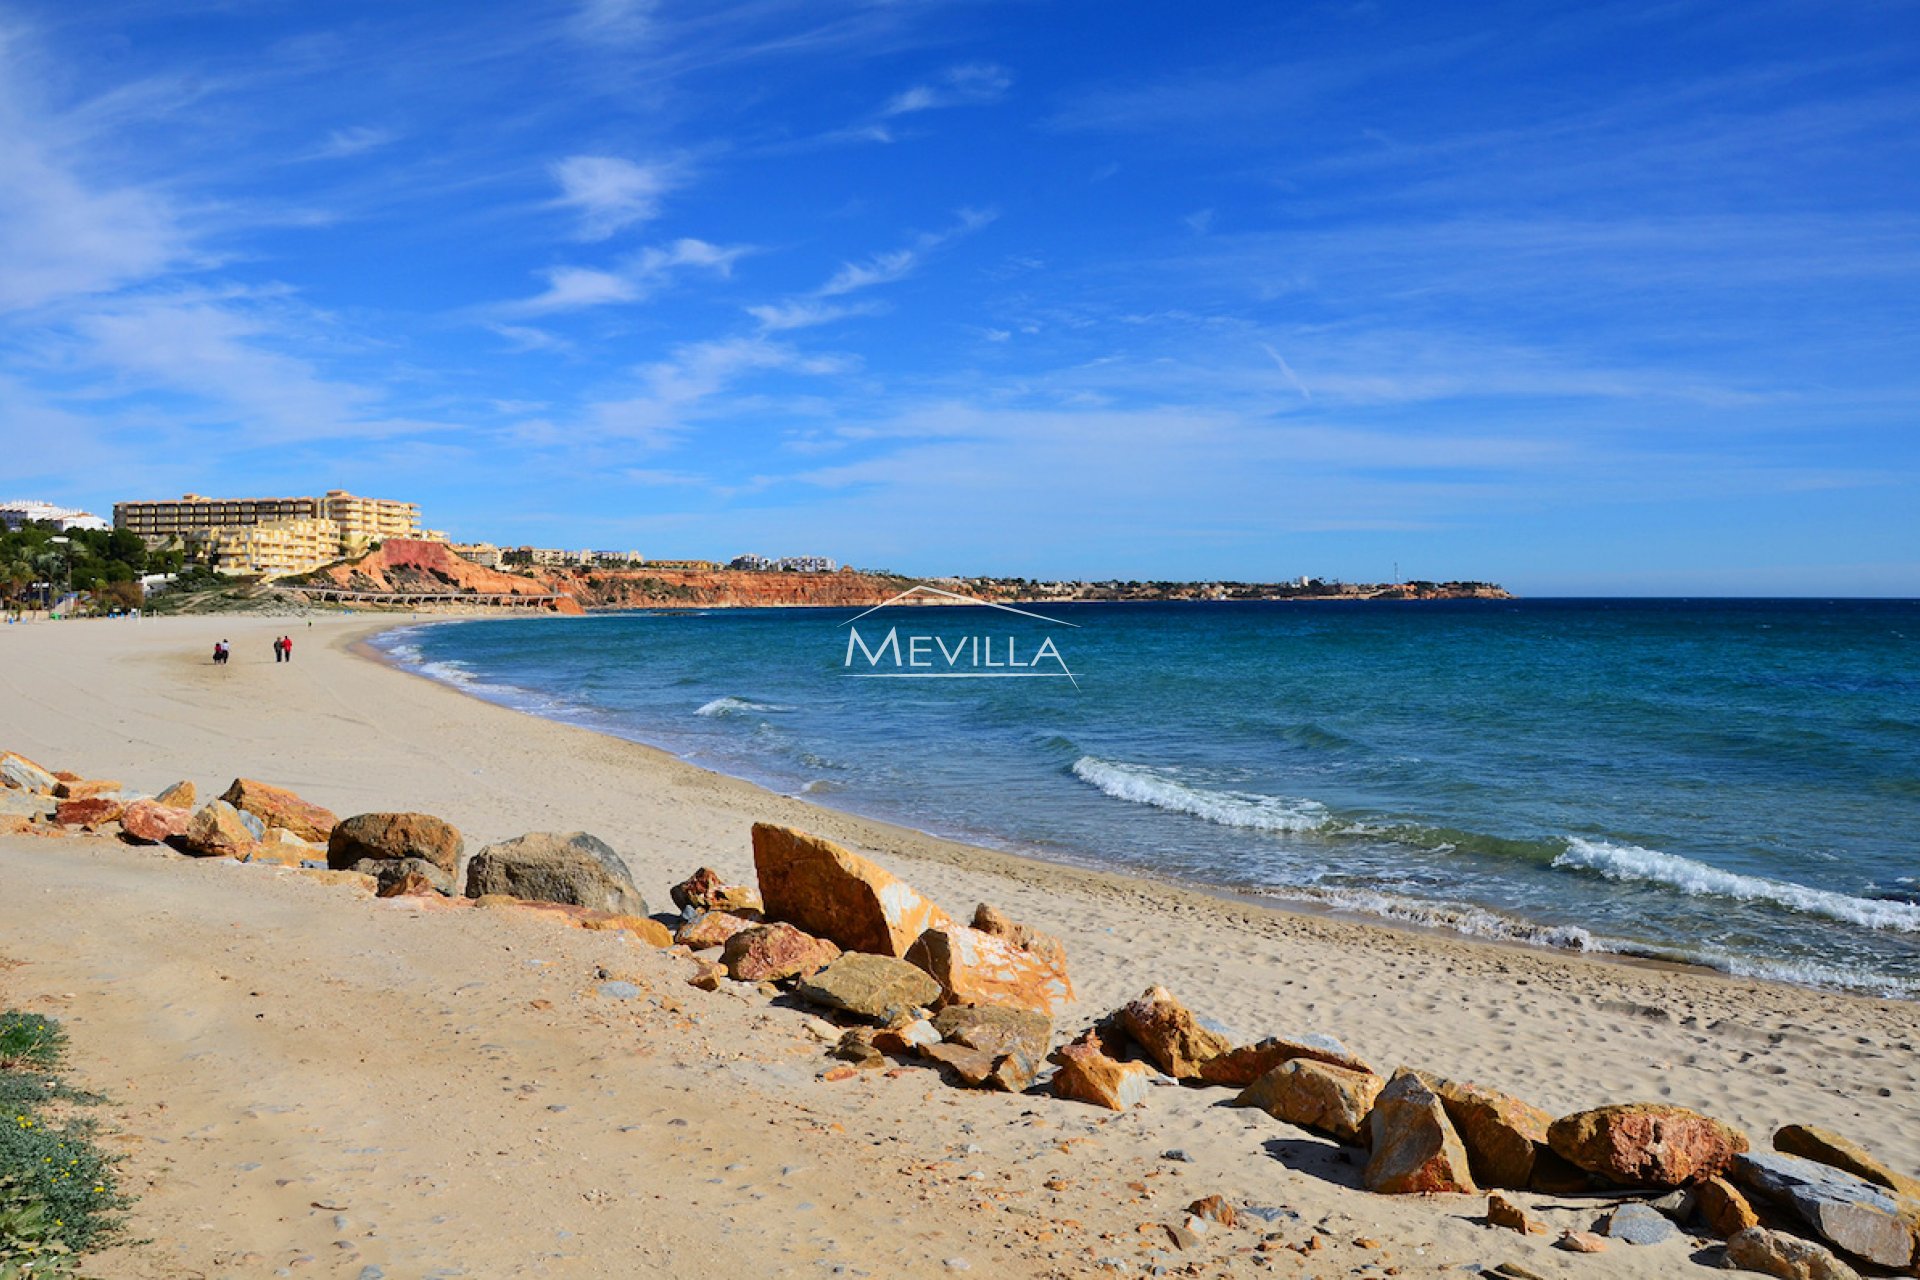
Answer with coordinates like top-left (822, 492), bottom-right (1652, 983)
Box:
top-left (376, 599), bottom-right (1920, 997)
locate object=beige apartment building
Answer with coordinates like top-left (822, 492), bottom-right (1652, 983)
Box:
top-left (187, 518), bottom-right (344, 579)
top-left (114, 489), bottom-right (435, 578)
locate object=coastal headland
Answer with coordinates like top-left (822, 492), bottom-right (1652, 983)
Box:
top-left (262, 537), bottom-right (1512, 613)
top-left (2, 614), bottom-right (1915, 1278)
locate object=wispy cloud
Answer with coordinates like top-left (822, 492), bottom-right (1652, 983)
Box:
top-left (882, 63), bottom-right (1011, 117)
top-left (500, 237), bottom-right (747, 314)
top-left (571, 0), bottom-right (658, 45)
top-left (549, 154), bottom-right (680, 240)
top-left (814, 208), bottom-right (996, 297)
top-left (310, 125), bottom-right (395, 160)
top-left (746, 299), bottom-right (883, 331)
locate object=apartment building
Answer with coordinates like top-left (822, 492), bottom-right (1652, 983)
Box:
top-left (115, 494), bottom-right (323, 544)
top-left (322, 490), bottom-right (422, 551)
top-left (189, 518), bottom-right (344, 579)
top-left (0, 500), bottom-right (110, 532)
top-left (451, 542), bottom-right (504, 569)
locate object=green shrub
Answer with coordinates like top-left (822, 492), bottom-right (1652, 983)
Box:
top-left (0, 1013), bottom-right (125, 1271)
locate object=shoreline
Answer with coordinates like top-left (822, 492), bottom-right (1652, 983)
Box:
top-left (4, 612), bottom-right (1918, 1278)
top-left (354, 610), bottom-right (1879, 1003)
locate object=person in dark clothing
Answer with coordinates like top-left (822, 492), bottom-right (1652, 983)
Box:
top-left (273, 636), bottom-right (284, 662)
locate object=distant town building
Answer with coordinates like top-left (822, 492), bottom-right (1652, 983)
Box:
top-left (0, 500), bottom-right (110, 532)
top-left (729, 553), bottom-right (837, 573)
top-left (451, 542), bottom-right (504, 569)
top-left (112, 489), bottom-right (433, 578)
top-left (645, 559), bottom-right (718, 572)
top-left (590, 550), bottom-right (641, 566)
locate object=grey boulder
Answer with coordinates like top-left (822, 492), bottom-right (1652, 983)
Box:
top-left (462, 831), bottom-right (646, 915)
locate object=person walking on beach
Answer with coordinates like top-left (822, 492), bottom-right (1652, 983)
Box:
top-left (213, 639), bottom-right (229, 665)
top-left (281, 634), bottom-right (293, 663)
top-left (273, 636), bottom-right (284, 663)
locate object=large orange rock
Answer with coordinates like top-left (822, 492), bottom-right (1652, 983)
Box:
top-left (54, 796), bottom-right (124, 828)
top-left (328, 812), bottom-right (463, 877)
top-left (1237, 1058), bottom-right (1384, 1144)
top-left (1423, 1075), bottom-right (1554, 1190)
top-left (751, 823), bottom-right (950, 957)
top-left (904, 924), bottom-right (1073, 1015)
top-left (476, 898), bottom-right (673, 946)
top-left (220, 778), bottom-right (338, 842)
top-left (1120, 986), bottom-right (1232, 1080)
top-left (121, 799), bottom-right (191, 845)
top-left (1364, 1069), bottom-right (1479, 1195)
top-left (1199, 1035), bottom-right (1376, 1087)
top-left (154, 780), bottom-right (196, 810)
top-left (722, 922), bottom-right (841, 981)
top-left (1548, 1103), bottom-right (1748, 1187)
top-left (1050, 1030), bottom-right (1154, 1112)
top-left (181, 801), bottom-right (257, 858)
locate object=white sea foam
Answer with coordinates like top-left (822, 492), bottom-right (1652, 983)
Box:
top-left (695, 696), bottom-right (792, 718)
top-left (1280, 885), bottom-right (1599, 950)
top-left (1070, 756), bottom-right (1330, 832)
top-left (1554, 838), bottom-right (1920, 933)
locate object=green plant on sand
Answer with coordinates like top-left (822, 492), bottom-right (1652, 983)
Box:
top-left (0, 1012), bottom-right (128, 1277)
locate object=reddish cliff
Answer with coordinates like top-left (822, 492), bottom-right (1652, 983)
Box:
top-left (306, 541), bottom-right (584, 612)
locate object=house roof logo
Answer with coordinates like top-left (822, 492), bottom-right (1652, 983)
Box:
top-left (840, 584), bottom-right (1080, 688)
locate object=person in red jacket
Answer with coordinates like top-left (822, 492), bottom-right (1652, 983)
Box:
top-left (281, 634), bottom-right (293, 662)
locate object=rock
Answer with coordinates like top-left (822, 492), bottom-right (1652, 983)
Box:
top-left (675, 911), bottom-right (757, 950)
top-left (54, 796), bottom-right (124, 828)
top-left (932, 1004), bottom-right (1052, 1092)
top-left (750, 822), bottom-right (952, 957)
top-left (53, 778), bottom-right (120, 800)
top-left (921, 1041), bottom-right (1004, 1088)
top-left (1364, 1068), bottom-right (1478, 1195)
top-left (873, 1018), bottom-right (940, 1055)
top-left (795, 953), bottom-right (943, 1022)
top-left (377, 870), bottom-right (440, 898)
top-left (1120, 987), bottom-right (1233, 1079)
top-left (1724, 1225), bottom-right (1862, 1279)
top-left (328, 812), bottom-right (463, 878)
top-left (687, 960), bottom-right (726, 991)
top-left (1187, 1195), bottom-right (1236, 1228)
top-left (1603, 1202), bottom-right (1679, 1245)
top-left (670, 867), bottom-right (763, 916)
top-left (0, 752), bottom-right (58, 794)
top-left (969, 903), bottom-right (1072, 976)
top-left (1237, 1058), bottom-right (1384, 1145)
top-left (722, 923), bottom-right (841, 982)
top-left (0, 790), bottom-right (52, 820)
top-left (904, 925), bottom-right (1073, 1016)
top-left (587, 913), bottom-right (673, 946)
top-left (1700, 1175), bottom-right (1762, 1237)
top-left (1557, 1231), bottom-right (1607, 1253)
top-left (1733, 1151), bottom-right (1919, 1269)
top-left (1548, 1103), bottom-right (1748, 1187)
top-left (463, 831), bottom-right (646, 914)
top-left (1050, 1033), bottom-right (1154, 1111)
top-left (1773, 1126), bottom-right (1920, 1201)
top-left (233, 807), bottom-right (266, 840)
top-left (348, 856), bottom-right (453, 896)
top-left (1198, 1035), bottom-right (1376, 1087)
top-left (1487, 1193), bottom-right (1540, 1234)
top-left (241, 842), bottom-right (306, 869)
top-left (218, 778), bottom-right (338, 843)
top-left (154, 780), bottom-right (196, 810)
top-left (1423, 1076), bottom-right (1554, 1190)
top-left (1530, 1147), bottom-right (1596, 1194)
top-left (180, 801), bottom-right (258, 858)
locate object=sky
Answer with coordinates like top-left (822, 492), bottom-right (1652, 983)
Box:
top-left (1, 0), bottom-right (1917, 595)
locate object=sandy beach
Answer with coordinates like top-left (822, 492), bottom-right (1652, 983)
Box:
top-left (3, 612), bottom-right (1917, 1278)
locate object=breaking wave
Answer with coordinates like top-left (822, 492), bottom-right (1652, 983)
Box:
top-left (695, 696), bottom-right (793, 718)
top-left (1070, 756), bottom-right (1330, 833)
top-left (1554, 838), bottom-right (1920, 933)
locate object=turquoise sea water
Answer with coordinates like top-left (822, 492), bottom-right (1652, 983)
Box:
top-left (376, 599), bottom-right (1920, 998)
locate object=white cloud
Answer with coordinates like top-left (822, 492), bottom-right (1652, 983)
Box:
top-left (746, 299), bottom-right (883, 331)
top-left (550, 154), bottom-right (678, 240)
top-left (499, 237), bottom-right (746, 314)
top-left (582, 336), bottom-right (849, 447)
top-left (311, 126), bottom-right (395, 160)
top-left (571, 0), bottom-right (657, 43)
top-left (818, 248), bottom-right (917, 297)
top-left (1183, 208), bottom-right (1215, 235)
top-left (489, 324), bottom-right (572, 353)
top-left (882, 63), bottom-right (1012, 117)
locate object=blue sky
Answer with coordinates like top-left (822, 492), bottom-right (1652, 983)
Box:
top-left (2, 0), bottom-right (1916, 594)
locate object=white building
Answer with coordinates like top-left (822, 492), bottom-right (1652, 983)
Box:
top-left (0, 500), bottom-right (110, 532)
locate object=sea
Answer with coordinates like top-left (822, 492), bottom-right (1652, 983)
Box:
top-left (373, 598), bottom-right (1920, 999)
